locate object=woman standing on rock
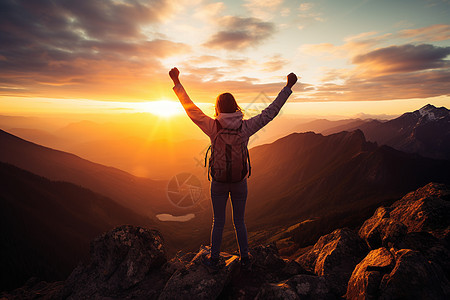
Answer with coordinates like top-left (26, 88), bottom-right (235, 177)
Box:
top-left (169, 67), bottom-right (297, 269)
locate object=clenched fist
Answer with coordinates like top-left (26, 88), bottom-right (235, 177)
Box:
top-left (286, 73), bottom-right (297, 89)
top-left (169, 67), bottom-right (180, 85)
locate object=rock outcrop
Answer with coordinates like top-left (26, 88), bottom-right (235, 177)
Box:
top-left (296, 228), bottom-right (368, 296)
top-left (346, 247), bottom-right (450, 299)
top-left (159, 246), bottom-right (240, 299)
top-left (346, 247), bottom-right (395, 299)
top-left (349, 182), bottom-right (450, 299)
top-left (256, 274), bottom-right (336, 300)
top-left (60, 225), bottom-right (168, 299)
top-left (360, 183), bottom-right (450, 247)
top-left (2, 182), bottom-right (449, 299)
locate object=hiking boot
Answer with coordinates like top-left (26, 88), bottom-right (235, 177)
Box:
top-left (202, 254), bottom-right (221, 271)
top-left (240, 254), bottom-right (253, 271)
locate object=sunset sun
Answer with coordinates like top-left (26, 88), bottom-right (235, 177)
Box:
top-left (141, 100), bottom-right (183, 118)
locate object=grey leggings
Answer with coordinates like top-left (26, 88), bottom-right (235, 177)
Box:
top-left (210, 178), bottom-right (249, 259)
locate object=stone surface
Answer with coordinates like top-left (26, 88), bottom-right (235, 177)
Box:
top-left (222, 244), bottom-right (311, 299)
top-left (60, 225), bottom-right (167, 299)
top-left (394, 231), bottom-right (450, 278)
top-left (346, 247), bottom-right (395, 300)
top-left (0, 278), bottom-right (63, 300)
top-left (256, 274), bottom-right (336, 300)
top-left (296, 228), bottom-right (368, 296)
top-left (389, 182), bottom-right (450, 239)
top-left (158, 245), bottom-right (240, 300)
top-left (359, 207), bottom-right (407, 249)
top-left (286, 275), bottom-right (336, 299)
top-left (379, 249), bottom-right (449, 299)
top-left (255, 282), bottom-right (300, 300)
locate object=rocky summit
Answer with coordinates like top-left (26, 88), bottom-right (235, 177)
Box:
top-left (2, 183), bottom-right (449, 299)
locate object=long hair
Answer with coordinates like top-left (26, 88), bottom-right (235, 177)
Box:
top-left (214, 92), bottom-right (242, 117)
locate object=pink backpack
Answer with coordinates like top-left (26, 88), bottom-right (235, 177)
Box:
top-left (204, 120), bottom-right (251, 182)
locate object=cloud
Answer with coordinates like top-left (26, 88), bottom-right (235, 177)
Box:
top-left (0, 0), bottom-right (190, 100)
top-left (352, 44), bottom-right (450, 74)
top-left (299, 31), bottom-right (392, 59)
top-left (194, 2), bottom-right (225, 21)
top-left (299, 3), bottom-right (314, 11)
top-left (203, 16), bottom-right (275, 50)
top-left (261, 54), bottom-right (288, 72)
top-left (297, 2), bottom-right (324, 23)
top-left (312, 69), bottom-right (450, 101)
top-left (243, 0), bottom-right (284, 19)
top-left (399, 24), bottom-right (450, 42)
top-left (311, 43), bottom-right (450, 101)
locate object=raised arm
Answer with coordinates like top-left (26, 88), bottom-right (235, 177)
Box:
top-left (244, 73), bottom-right (297, 137)
top-left (169, 67), bottom-right (215, 137)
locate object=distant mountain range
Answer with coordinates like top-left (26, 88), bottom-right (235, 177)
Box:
top-left (320, 104), bottom-right (450, 160)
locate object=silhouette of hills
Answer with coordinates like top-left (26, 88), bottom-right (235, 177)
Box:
top-left (4, 127), bottom-right (66, 147)
top-left (0, 162), bottom-right (153, 291)
top-left (293, 118), bottom-right (367, 135)
top-left (0, 129), bottom-right (173, 216)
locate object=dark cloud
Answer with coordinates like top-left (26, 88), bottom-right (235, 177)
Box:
top-left (311, 43), bottom-right (450, 101)
top-left (203, 16), bottom-right (275, 50)
top-left (352, 44), bottom-right (450, 73)
top-left (0, 0), bottom-right (188, 99)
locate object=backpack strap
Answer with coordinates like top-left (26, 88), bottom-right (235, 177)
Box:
top-left (204, 145), bottom-right (211, 168)
top-left (204, 119), bottom-right (223, 181)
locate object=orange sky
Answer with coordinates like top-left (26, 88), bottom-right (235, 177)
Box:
top-left (0, 0), bottom-right (449, 117)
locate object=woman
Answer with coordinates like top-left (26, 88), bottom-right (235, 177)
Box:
top-left (169, 67), bottom-right (297, 269)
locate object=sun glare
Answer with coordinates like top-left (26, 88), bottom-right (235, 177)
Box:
top-left (141, 100), bottom-right (183, 118)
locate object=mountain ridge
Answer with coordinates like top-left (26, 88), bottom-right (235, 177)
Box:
top-left (0, 128), bottom-right (172, 216)
top-left (323, 104), bottom-right (450, 160)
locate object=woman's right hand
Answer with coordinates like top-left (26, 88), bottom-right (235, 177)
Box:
top-left (169, 67), bottom-right (180, 85)
top-left (286, 73), bottom-right (297, 89)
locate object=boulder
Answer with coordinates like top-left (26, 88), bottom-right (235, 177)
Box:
top-left (60, 225), bottom-right (167, 299)
top-left (394, 231), bottom-right (450, 278)
top-left (346, 247), bottom-right (395, 299)
top-left (0, 278), bottom-right (63, 300)
top-left (359, 182), bottom-right (450, 250)
top-left (251, 243), bottom-right (287, 271)
top-left (390, 194), bottom-right (450, 239)
top-left (222, 244), bottom-right (308, 299)
top-left (256, 275), bottom-right (336, 300)
top-left (255, 282), bottom-right (300, 300)
top-left (379, 249), bottom-right (449, 299)
top-left (296, 228), bottom-right (368, 296)
top-left (158, 245), bottom-right (239, 300)
top-left (359, 207), bottom-right (407, 249)
top-left (285, 275), bottom-right (336, 299)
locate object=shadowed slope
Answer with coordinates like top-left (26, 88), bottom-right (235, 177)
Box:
top-left (0, 162), bottom-right (154, 291)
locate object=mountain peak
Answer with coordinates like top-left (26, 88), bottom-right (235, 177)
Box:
top-left (420, 104), bottom-right (436, 110)
top-left (417, 104), bottom-right (449, 121)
